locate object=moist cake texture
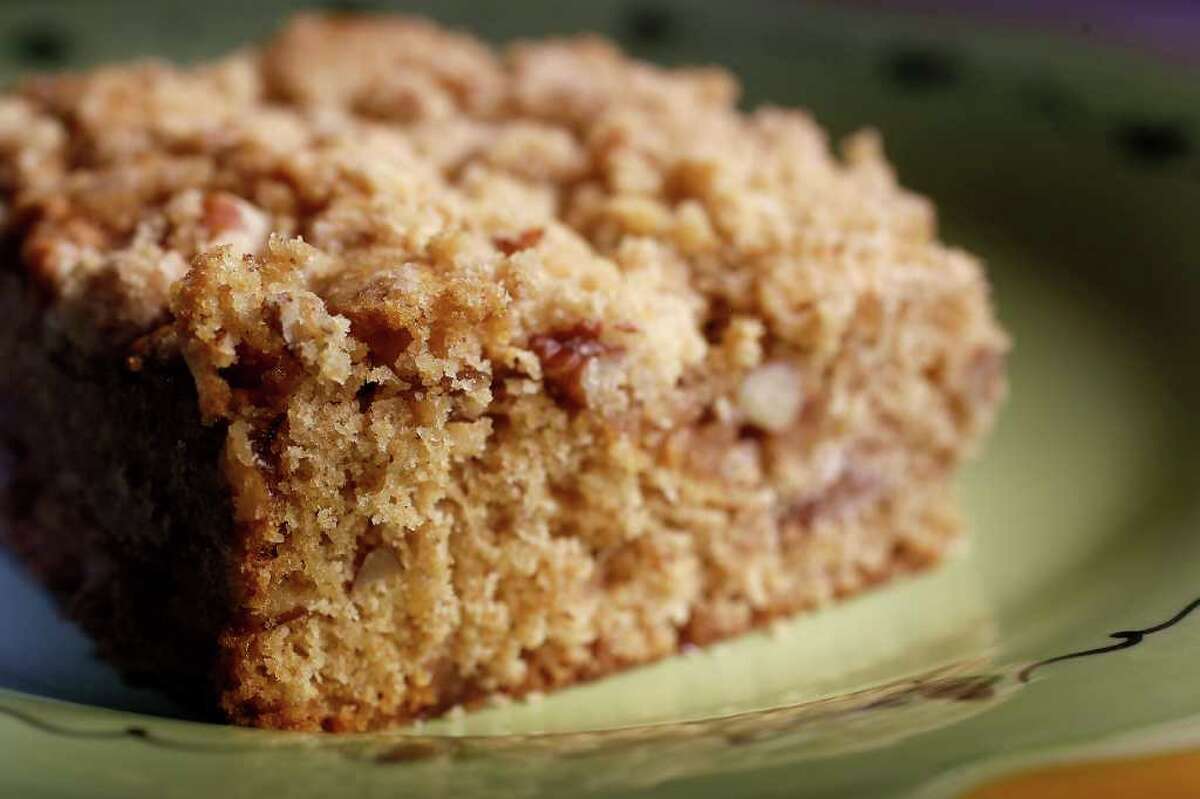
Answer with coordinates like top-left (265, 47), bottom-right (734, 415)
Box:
top-left (0, 14), bottom-right (1007, 731)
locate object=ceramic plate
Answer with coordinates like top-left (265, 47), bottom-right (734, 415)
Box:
top-left (2, 1), bottom-right (1200, 796)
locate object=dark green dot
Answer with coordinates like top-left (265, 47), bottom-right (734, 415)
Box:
top-left (12, 23), bottom-right (73, 66)
top-left (1113, 120), bottom-right (1192, 166)
top-left (622, 4), bottom-right (675, 45)
top-left (881, 46), bottom-right (961, 92)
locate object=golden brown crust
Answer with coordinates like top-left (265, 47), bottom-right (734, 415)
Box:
top-left (0, 13), bottom-right (1007, 731)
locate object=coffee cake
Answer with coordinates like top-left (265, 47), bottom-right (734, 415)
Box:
top-left (0, 14), bottom-right (1007, 731)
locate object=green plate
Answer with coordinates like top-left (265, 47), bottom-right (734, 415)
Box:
top-left (2, 1), bottom-right (1200, 796)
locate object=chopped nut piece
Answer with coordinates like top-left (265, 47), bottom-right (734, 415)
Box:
top-left (353, 547), bottom-right (403, 592)
top-left (528, 321), bottom-right (620, 408)
top-left (738, 362), bottom-right (804, 432)
top-left (203, 193), bottom-right (270, 256)
top-left (493, 227), bottom-right (544, 255)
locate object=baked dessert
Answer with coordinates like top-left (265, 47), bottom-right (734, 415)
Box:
top-left (0, 14), bottom-right (1007, 731)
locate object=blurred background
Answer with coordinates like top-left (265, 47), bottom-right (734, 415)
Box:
top-left (0, 0), bottom-right (1195, 72)
top-left (834, 0), bottom-right (1200, 64)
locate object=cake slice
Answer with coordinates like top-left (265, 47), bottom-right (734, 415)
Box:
top-left (0, 14), bottom-right (1007, 731)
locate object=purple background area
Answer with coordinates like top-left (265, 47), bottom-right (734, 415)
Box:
top-left (828, 0), bottom-right (1200, 64)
